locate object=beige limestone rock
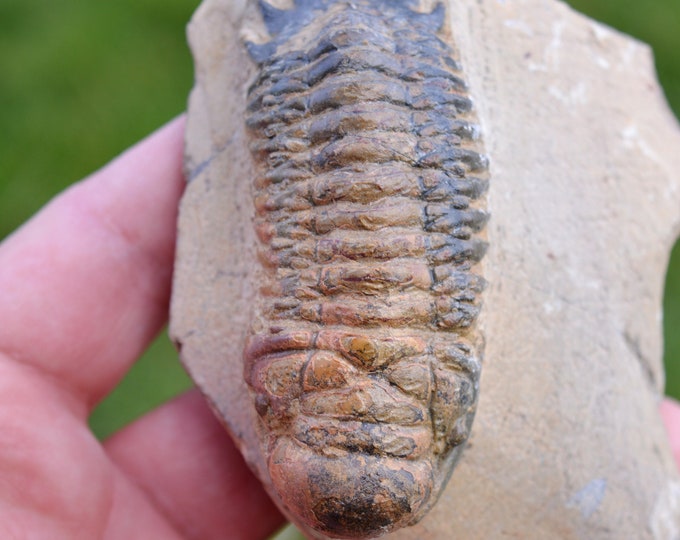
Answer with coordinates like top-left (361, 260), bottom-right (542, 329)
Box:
top-left (170, 0), bottom-right (680, 537)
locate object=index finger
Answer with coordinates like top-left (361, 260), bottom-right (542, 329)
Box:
top-left (0, 116), bottom-right (185, 410)
top-left (661, 397), bottom-right (680, 468)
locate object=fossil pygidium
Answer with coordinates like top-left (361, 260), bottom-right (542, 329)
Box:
top-left (243, 0), bottom-right (488, 537)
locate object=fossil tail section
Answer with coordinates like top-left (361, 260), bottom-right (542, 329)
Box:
top-left (244, 1), bottom-right (489, 537)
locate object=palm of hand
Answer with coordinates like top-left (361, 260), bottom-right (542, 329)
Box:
top-left (1, 118), bottom-right (678, 539)
top-left (0, 118), bottom-right (282, 540)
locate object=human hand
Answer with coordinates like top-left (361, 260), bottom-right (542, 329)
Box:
top-left (661, 397), bottom-right (680, 467)
top-left (0, 117), bottom-right (284, 540)
top-left (2, 117), bottom-right (680, 540)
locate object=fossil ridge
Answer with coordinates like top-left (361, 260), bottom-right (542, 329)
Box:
top-left (171, 0), bottom-right (680, 538)
top-left (242, 1), bottom-right (488, 537)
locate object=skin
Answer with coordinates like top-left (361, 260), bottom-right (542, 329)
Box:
top-left (0, 116), bottom-right (677, 539)
top-left (0, 117), bottom-right (284, 540)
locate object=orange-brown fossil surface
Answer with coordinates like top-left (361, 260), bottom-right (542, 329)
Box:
top-left (171, 0), bottom-right (680, 538)
top-left (242, 1), bottom-right (488, 536)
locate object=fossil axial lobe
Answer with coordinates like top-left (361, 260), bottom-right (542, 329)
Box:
top-left (243, 0), bottom-right (488, 537)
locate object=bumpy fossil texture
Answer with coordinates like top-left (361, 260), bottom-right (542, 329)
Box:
top-left (243, 1), bottom-right (488, 537)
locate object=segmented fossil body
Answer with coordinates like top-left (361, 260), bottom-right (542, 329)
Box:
top-left (244, 1), bottom-right (489, 537)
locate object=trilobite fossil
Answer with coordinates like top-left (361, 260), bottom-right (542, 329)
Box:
top-left (243, 0), bottom-right (489, 537)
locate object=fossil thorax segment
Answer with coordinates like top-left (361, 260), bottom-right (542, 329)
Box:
top-left (243, 1), bottom-right (489, 537)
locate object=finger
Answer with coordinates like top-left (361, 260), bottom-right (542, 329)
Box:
top-left (105, 390), bottom-right (286, 540)
top-left (103, 472), bottom-right (185, 540)
top-left (0, 350), bottom-right (180, 540)
top-left (660, 397), bottom-right (680, 468)
top-left (0, 116), bottom-right (185, 409)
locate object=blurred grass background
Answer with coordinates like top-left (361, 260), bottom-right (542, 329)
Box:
top-left (0, 1), bottom-right (679, 538)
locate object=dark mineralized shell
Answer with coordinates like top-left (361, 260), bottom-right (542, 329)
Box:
top-left (244, 1), bottom-right (488, 537)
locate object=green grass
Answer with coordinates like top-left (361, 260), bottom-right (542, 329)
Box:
top-left (0, 3), bottom-right (678, 539)
top-left (0, 0), bottom-right (199, 437)
top-left (565, 0), bottom-right (680, 399)
top-left (88, 328), bottom-right (192, 439)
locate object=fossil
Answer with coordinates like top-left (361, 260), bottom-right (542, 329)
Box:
top-left (243, 0), bottom-right (488, 537)
top-left (174, 0), bottom-right (680, 536)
